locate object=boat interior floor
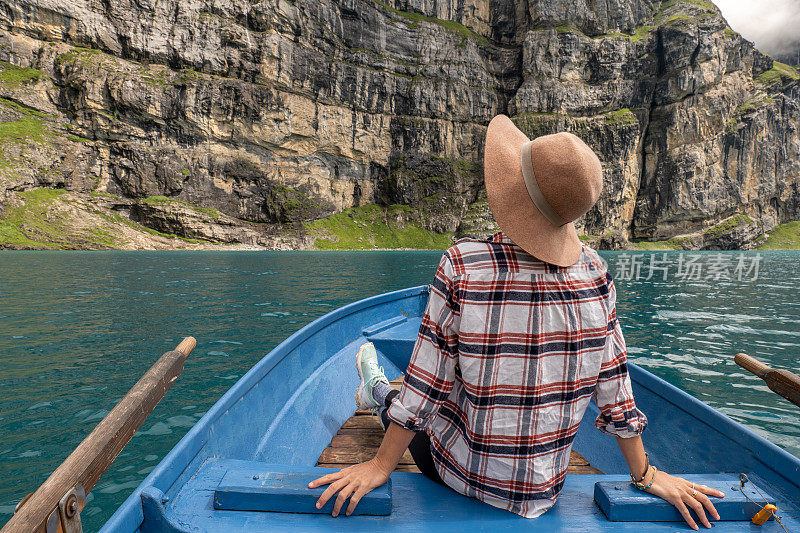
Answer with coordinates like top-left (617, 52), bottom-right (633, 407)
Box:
top-left (316, 377), bottom-right (603, 475)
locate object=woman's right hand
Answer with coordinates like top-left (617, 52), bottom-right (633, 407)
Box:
top-left (645, 470), bottom-right (725, 530)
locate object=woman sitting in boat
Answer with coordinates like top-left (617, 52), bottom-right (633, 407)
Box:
top-left (309, 115), bottom-right (725, 529)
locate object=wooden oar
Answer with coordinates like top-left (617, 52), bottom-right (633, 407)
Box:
top-left (735, 352), bottom-right (800, 408)
top-left (2, 337), bottom-right (196, 533)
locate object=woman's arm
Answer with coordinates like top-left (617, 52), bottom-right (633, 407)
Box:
top-left (310, 253), bottom-right (459, 517)
top-left (309, 423), bottom-right (416, 517)
top-left (615, 436), bottom-right (724, 530)
top-left (615, 433), bottom-right (648, 480)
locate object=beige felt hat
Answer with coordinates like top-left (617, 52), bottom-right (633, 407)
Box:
top-left (483, 114), bottom-right (603, 267)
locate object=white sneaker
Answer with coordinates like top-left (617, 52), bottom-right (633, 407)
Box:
top-left (355, 342), bottom-right (388, 411)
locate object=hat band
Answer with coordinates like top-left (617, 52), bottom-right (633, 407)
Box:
top-left (520, 140), bottom-right (568, 227)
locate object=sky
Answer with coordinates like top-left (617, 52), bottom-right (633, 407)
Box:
top-left (714, 0), bottom-right (800, 64)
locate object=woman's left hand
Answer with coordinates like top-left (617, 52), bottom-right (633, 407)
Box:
top-left (308, 458), bottom-right (392, 517)
top-left (645, 470), bottom-right (725, 529)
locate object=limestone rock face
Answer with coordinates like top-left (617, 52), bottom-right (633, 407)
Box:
top-left (0, 0), bottom-right (798, 249)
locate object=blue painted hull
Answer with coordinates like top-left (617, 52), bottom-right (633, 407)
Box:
top-left (102, 287), bottom-right (800, 532)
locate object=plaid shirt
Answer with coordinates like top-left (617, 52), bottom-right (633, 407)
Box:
top-left (386, 232), bottom-right (647, 518)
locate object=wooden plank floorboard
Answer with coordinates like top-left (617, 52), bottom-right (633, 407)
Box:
top-left (316, 376), bottom-right (603, 475)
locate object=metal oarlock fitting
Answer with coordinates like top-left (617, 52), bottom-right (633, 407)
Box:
top-left (46, 484), bottom-right (86, 533)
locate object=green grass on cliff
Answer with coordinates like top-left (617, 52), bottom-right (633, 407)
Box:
top-left (603, 108), bottom-right (638, 126)
top-left (0, 189), bottom-right (70, 249)
top-left (704, 214), bottom-right (753, 237)
top-left (733, 95), bottom-right (776, 119)
top-left (658, 0), bottom-right (717, 12)
top-left (655, 0), bottom-right (717, 19)
top-left (305, 204), bottom-right (453, 250)
top-left (604, 26), bottom-right (653, 43)
top-left (550, 25), bottom-right (653, 43)
top-left (94, 206), bottom-right (204, 244)
top-left (0, 61), bottom-right (42, 86)
top-left (0, 117), bottom-right (48, 142)
top-left (758, 222), bottom-right (800, 250)
top-left (757, 62), bottom-right (800, 86)
top-left (0, 99), bottom-right (55, 176)
top-left (141, 195), bottom-right (221, 220)
top-left (56, 47), bottom-right (101, 66)
top-left (632, 237), bottom-right (691, 250)
top-left (512, 109), bottom-right (638, 139)
top-left (372, 1), bottom-right (489, 45)
top-left (67, 134), bottom-right (93, 143)
top-left (0, 97), bottom-right (51, 119)
top-left (0, 97), bottom-right (52, 167)
top-left (0, 188), bottom-right (210, 249)
top-left (0, 188), bottom-right (130, 249)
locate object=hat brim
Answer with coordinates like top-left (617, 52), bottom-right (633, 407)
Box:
top-left (484, 115), bottom-right (582, 267)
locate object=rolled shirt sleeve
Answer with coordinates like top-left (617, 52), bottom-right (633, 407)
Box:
top-left (386, 253), bottom-right (459, 432)
top-left (593, 273), bottom-right (648, 438)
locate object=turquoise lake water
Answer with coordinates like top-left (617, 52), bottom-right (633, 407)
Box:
top-left (0, 250), bottom-right (798, 531)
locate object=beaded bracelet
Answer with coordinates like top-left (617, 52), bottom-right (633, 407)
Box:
top-left (633, 466), bottom-right (657, 491)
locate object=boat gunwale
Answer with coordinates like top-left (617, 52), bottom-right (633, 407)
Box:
top-left (628, 363), bottom-right (800, 490)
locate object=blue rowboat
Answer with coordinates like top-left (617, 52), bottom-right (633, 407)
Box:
top-left (101, 286), bottom-right (800, 532)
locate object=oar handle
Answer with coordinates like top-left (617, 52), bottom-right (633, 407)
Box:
top-left (735, 352), bottom-right (800, 408)
top-left (175, 336), bottom-right (197, 355)
top-left (735, 353), bottom-right (770, 378)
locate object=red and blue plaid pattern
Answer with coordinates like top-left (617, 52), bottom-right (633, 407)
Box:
top-left (386, 232), bottom-right (647, 518)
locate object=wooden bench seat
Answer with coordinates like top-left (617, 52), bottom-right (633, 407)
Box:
top-left (317, 377), bottom-right (602, 475)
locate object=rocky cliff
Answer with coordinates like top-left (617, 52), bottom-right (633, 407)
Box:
top-left (0, 0), bottom-right (798, 250)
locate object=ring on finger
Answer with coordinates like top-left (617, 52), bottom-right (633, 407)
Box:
top-left (691, 489), bottom-right (698, 498)
top-left (690, 482), bottom-right (695, 490)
